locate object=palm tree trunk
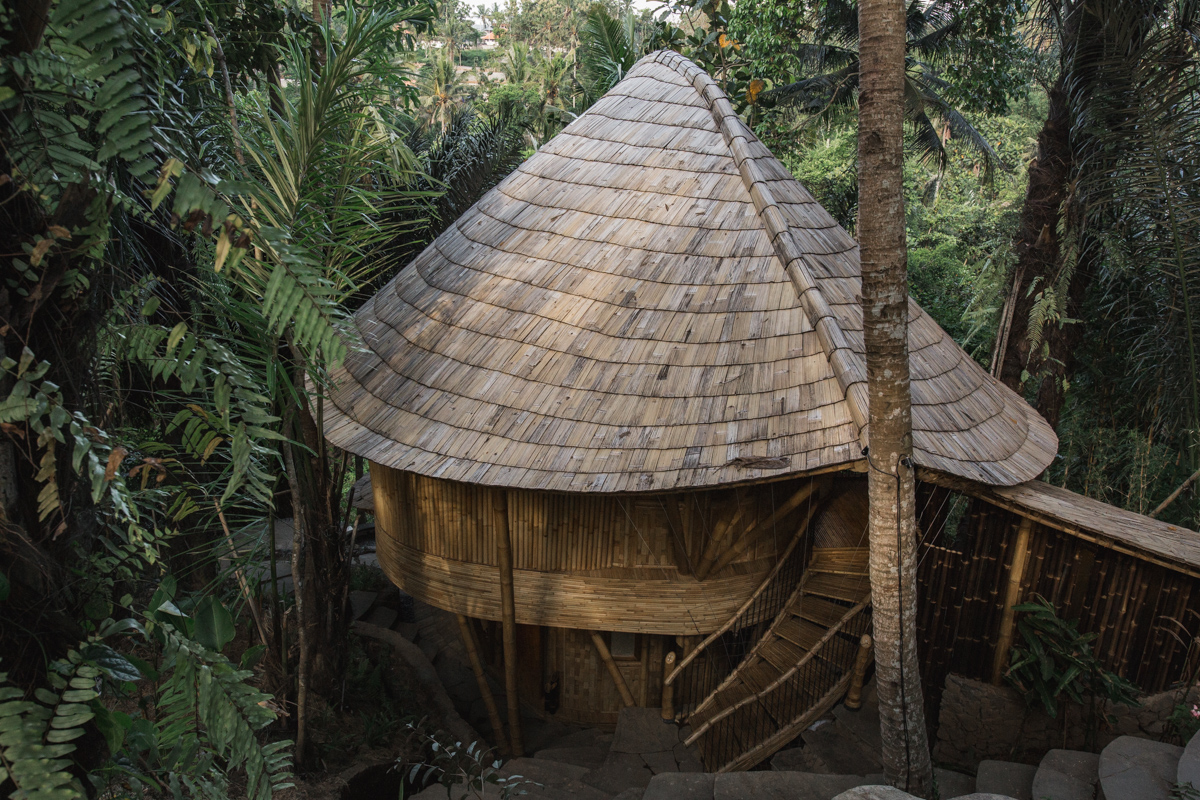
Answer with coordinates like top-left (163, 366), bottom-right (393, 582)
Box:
top-left (992, 78), bottom-right (1093, 431)
top-left (858, 0), bottom-right (933, 795)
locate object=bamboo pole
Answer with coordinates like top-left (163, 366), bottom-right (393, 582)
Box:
top-left (1150, 466), bottom-right (1200, 518)
top-left (214, 502), bottom-right (270, 648)
top-left (844, 634), bottom-right (874, 710)
top-left (707, 481), bottom-right (817, 577)
top-left (638, 640), bottom-right (650, 707)
top-left (494, 489), bottom-right (524, 756)
top-left (661, 651), bottom-right (676, 720)
top-left (591, 631), bottom-right (636, 708)
top-left (457, 614), bottom-right (509, 754)
top-left (991, 517), bottom-right (1034, 684)
top-left (667, 498), bottom-right (823, 685)
top-left (694, 505), bottom-right (744, 580)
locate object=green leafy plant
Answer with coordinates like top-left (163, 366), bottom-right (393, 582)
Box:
top-left (1005, 595), bottom-right (1140, 748)
top-left (1168, 698), bottom-right (1200, 745)
top-left (0, 656), bottom-right (101, 800)
top-left (402, 723), bottom-right (534, 800)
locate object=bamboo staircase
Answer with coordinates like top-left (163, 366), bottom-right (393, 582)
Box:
top-left (669, 547), bottom-right (873, 773)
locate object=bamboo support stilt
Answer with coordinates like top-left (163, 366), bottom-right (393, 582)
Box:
top-left (661, 651), bottom-right (676, 720)
top-left (495, 490), bottom-right (524, 756)
top-left (456, 614), bottom-right (508, 754)
top-left (844, 634), bottom-right (874, 710)
top-left (638, 640), bottom-right (650, 707)
top-left (991, 517), bottom-right (1034, 684)
top-left (591, 631), bottom-right (636, 708)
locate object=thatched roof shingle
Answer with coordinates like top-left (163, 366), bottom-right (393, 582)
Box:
top-left (323, 51), bottom-right (1057, 493)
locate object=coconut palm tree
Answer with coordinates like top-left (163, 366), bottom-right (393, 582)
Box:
top-left (759, 0), bottom-right (1012, 177)
top-left (501, 41), bottom-right (535, 84)
top-left (857, 0), bottom-right (934, 794)
top-left (422, 50), bottom-right (468, 131)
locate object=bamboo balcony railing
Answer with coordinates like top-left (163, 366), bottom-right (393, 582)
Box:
top-left (669, 544), bottom-right (874, 772)
top-left (663, 483), bottom-right (825, 718)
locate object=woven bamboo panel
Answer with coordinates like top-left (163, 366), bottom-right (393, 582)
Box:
top-left (917, 492), bottom-right (1200, 718)
top-left (323, 51), bottom-right (1056, 493)
top-left (373, 464), bottom-right (813, 578)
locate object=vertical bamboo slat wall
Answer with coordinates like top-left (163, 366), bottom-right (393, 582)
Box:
top-left (917, 492), bottom-right (1200, 725)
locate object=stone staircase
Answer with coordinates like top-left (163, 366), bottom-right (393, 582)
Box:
top-left (682, 547), bottom-right (873, 772)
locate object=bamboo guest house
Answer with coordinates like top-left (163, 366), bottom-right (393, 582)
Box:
top-left (323, 53), bottom-right (1200, 772)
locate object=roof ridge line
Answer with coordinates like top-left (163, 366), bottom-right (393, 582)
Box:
top-left (646, 50), bottom-right (870, 450)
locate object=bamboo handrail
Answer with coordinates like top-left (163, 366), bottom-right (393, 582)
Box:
top-left (665, 487), bottom-right (823, 686)
top-left (684, 598), bottom-right (871, 745)
top-left (718, 672), bottom-right (854, 773)
top-left (682, 570), bottom-right (816, 722)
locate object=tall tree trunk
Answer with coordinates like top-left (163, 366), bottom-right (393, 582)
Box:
top-left (858, 0), bottom-right (933, 795)
top-left (992, 78), bottom-right (1094, 430)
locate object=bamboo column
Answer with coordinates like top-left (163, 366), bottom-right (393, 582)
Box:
top-left (456, 614), bottom-right (508, 754)
top-left (661, 651), bottom-right (676, 720)
top-left (495, 489), bottom-right (524, 755)
top-left (844, 634), bottom-right (874, 710)
top-left (991, 517), bottom-right (1034, 684)
top-left (591, 631), bottom-right (636, 707)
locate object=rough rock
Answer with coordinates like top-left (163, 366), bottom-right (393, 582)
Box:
top-left (673, 741), bottom-right (705, 772)
top-left (1031, 749), bottom-right (1101, 800)
top-left (935, 673), bottom-right (1200, 769)
top-left (935, 767), bottom-right (976, 799)
top-left (830, 787), bottom-right (920, 800)
top-left (349, 590), bottom-right (377, 620)
top-left (642, 772), bottom-right (716, 800)
top-left (711, 772), bottom-right (875, 800)
top-left (612, 707), bottom-right (682, 754)
top-left (1178, 727), bottom-right (1200, 790)
top-left (948, 795), bottom-right (1021, 800)
top-left (583, 751), bottom-right (654, 795)
top-left (364, 605), bottom-right (398, 629)
top-left (534, 746), bottom-right (608, 771)
top-left (612, 790), bottom-right (646, 800)
top-left (1098, 735), bottom-right (1183, 800)
top-left (641, 750), bottom-right (679, 774)
top-left (975, 760), bottom-right (1036, 800)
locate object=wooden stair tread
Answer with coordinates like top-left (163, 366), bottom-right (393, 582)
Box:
top-left (809, 547), bottom-right (870, 575)
top-left (805, 572), bottom-right (871, 602)
top-left (775, 617), bottom-right (830, 651)
top-left (790, 593), bottom-right (856, 626)
top-left (739, 660), bottom-right (782, 694)
top-left (758, 637), bottom-right (807, 671)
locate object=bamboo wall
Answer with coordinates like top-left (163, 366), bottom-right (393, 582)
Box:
top-left (370, 463), bottom-right (819, 634)
top-left (917, 491), bottom-right (1200, 723)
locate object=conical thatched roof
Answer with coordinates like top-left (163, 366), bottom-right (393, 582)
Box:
top-left (323, 51), bottom-right (1057, 493)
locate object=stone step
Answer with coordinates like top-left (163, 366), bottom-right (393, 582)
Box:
top-left (1031, 749), bottom-right (1101, 800)
top-left (1099, 735), bottom-right (1183, 800)
top-left (535, 745), bottom-right (609, 772)
top-left (976, 760), bottom-right (1037, 800)
top-left (644, 771), bottom-right (880, 800)
top-left (1178, 727), bottom-right (1200, 790)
